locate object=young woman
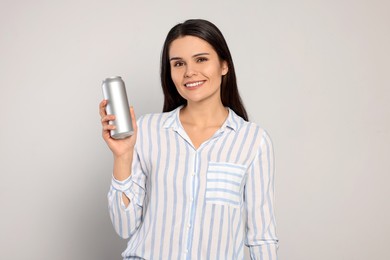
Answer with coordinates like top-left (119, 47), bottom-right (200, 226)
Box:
top-left (99, 19), bottom-right (278, 259)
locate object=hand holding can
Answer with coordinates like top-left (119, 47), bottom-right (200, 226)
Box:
top-left (99, 92), bottom-right (137, 183)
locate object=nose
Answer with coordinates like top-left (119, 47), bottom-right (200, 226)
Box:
top-left (184, 63), bottom-right (197, 78)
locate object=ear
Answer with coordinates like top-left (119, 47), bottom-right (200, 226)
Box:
top-left (221, 60), bottom-right (229, 76)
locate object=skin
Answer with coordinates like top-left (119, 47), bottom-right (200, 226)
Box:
top-left (100, 35), bottom-right (229, 206)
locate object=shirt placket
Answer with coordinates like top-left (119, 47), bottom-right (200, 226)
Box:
top-left (183, 148), bottom-right (199, 259)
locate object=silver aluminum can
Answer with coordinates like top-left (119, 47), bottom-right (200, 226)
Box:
top-left (102, 76), bottom-right (134, 139)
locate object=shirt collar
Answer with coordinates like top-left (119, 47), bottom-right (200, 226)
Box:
top-left (162, 105), bottom-right (243, 132)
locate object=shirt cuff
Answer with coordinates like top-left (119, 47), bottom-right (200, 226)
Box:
top-left (111, 174), bottom-right (132, 191)
top-left (248, 243), bottom-right (278, 260)
top-left (111, 174), bottom-right (145, 207)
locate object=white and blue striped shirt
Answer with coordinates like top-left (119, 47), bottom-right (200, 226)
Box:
top-left (108, 106), bottom-right (278, 259)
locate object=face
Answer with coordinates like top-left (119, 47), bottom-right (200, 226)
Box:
top-left (169, 36), bottom-right (228, 105)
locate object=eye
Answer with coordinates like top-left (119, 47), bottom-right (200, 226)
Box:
top-left (172, 61), bottom-right (185, 67)
top-left (196, 57), bottom-right (208, 63)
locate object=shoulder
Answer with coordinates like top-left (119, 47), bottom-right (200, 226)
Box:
top-left (244, 121), bottom-right (271, 140)
top-left (230, 109), bottom-right (271, 144)
top-left (136, 109), bottom-right (176, 130)
top-left (229, 115), bottom-right (273, 157)
top-left (241, 121), bottom-right (272, 149)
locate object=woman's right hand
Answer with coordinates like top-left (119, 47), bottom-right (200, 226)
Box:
top-left (99, 100), bottom-right (138, 160)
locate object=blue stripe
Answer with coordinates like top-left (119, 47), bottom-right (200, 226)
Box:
top-left (144, 115), bottom-right (153, 173)
top-left (140, 115), bottom-right (153, 256)
top-left (206, 204), bottom-right (216, 259)
top-left (207, 170), bottom-right (244, 178)
top-left (149, 113), bottom-right (163, 258)
top-left (206, 187), bottom-right (240, 196)
top-left (226, 129), bottom-right (239, 161)
top-left (162, 110), bottom-right (175, 128)
top-left (167, 133), bottom-right (180, 260)
top-left (264, 134), bottom-right (276, 240)
top-left (178, 141), bottom-right (189, 258)
top-left (158, 126), bottom-right (170, 257)
top-left (233, 208), bottom-right (243, 257)
top-left (244, 126), bottom-right (260, 165)
top-left (236, 238), bottom-right (244, 258)
top-left (125, 206), bottom-right (130, 238)
top-left (205, 197), bottom-right (240, 205)
top-left (216, 130), bottom-right (231, 161)
top-left (210, 163), bottom-right (247, 171)
top-left (215, 206), bottom-right (224, 260)
top-left (267, 243), bottom-right (273, 260)
top-left (235, 124), bottom-right (251, 163)
top-left (116, 192), bottom-right (123, 238)
top-left (207, 178), bottom-right (241, 186)
top-left (224, 207), bottom-right (236, 256)
top-left (258, 142), bottom-right (265, 240)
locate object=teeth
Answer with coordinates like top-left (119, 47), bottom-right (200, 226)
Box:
top-left (185, 81), bottom-right (203, 87)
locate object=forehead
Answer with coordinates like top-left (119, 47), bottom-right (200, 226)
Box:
top-left (169, 36), bottom-right (216, 58)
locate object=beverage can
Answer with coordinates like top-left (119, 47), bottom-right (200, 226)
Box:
top-left (102, 76), bottom-right (134, 139)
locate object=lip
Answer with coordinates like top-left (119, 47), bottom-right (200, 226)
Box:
top-left (183, 80), bottom-right (206, 89)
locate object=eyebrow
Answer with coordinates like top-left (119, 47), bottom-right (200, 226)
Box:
top-left (169, 52), bottom-right (210, 61)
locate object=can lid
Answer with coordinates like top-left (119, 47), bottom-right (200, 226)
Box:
top-left (107, 76), bottom-right (122, 80)
top-left (102, 76), bottom-right (123, 84)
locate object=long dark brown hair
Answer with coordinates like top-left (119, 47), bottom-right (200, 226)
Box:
top-left (160, 19), bottom-right (248, 121)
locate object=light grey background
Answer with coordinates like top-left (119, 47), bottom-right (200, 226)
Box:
top-left (1, 0), bottom-right (389, 259)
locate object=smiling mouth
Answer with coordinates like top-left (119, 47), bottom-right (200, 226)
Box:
top-left (184, 81), bottom-right (205, 88)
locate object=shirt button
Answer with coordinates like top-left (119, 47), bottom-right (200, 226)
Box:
top-left (191, 172), bottom-right (195, 176)
top-left (187, 224), bottom-right (191, 228)
top-left (190, 197), bottom-right (194, 202)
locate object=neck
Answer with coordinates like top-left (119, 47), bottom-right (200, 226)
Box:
top-left (180, 99), bottom-right (228, 127)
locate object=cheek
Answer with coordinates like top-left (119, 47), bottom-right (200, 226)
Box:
top-left (170, 70), bottom-right (179, 82)
top-left (207, 62), bottom-right (225, 77)
top-left (209, 68), bottom-right (224, 83)
top-left (171, 70), bottom-right (183, 88)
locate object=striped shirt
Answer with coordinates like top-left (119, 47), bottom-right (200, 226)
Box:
top-left (108, 106), bottom-right (278, 259)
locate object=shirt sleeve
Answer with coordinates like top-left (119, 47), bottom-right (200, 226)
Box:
top-left (107, 148), bottom-right (146, 239)
top-left (244, 131), bottom-right (279, 259)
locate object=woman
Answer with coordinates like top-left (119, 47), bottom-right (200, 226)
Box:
top-left (99, 19), bottom-right (278, 259)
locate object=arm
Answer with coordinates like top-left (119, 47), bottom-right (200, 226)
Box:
top-left (113, 152), bottom-right (134, 206)
top-left (245, 131), bottom-right (278, 259)
top-left (99, 100), bottom-right (145, 238)
top-left (107, 149), bottom-right (146, 239)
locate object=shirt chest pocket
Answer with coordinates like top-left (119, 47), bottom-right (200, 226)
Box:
top-left (205, 162), bottom-right (246, 208)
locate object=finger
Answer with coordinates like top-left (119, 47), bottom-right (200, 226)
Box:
top-left (102, 122), bottom-right (116, 141)
top-left (103, 124), bottom-right (116, 131)
top-left (130, 106), bottom-right (138, 132)
top-left (102, 128), bottom-right (112, 140)
top-left (99, 100), bottom-right (108, 117)
top-left (101, 115), bottom-right (115, 125)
